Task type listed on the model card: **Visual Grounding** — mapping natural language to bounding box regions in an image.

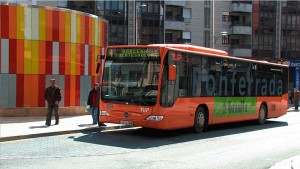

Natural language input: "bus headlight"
[99,110,110,116]
[146,116,164,122]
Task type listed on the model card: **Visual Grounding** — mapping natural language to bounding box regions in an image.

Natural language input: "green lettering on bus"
[214,97,256,117]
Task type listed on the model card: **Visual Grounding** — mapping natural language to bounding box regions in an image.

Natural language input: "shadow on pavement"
[78,124,95,127]
[29,125,50,129]
[73,120,288,149]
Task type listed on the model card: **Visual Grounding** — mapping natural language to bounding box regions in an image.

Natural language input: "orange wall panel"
[76,44,81,75]
[59,11,65,42]
[39,41,46,74]
[8,6,17,39]
[31,75,39,106]
[65,43,71,75]
[45,9,53,41]
[16,40,24,74]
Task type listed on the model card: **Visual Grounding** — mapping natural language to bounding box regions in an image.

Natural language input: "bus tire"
[258,104,267,125]
[194,107,206,133]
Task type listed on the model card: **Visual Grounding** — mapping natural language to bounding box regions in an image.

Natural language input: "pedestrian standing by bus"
[87,83,106,126]
[289,90,294,104]
[44,79,62,126]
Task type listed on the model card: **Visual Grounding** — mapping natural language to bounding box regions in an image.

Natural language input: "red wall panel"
[1,5,9,38]
[23,75,32,107]
[0,5,2,38]
[0,39,1,73]
[52,10,59,41]
[16,74,24,107]
[59,42,65,74]
[9,39,17,73]
[45,41,53,74]
[64,75,70,106]
[75,75,80,106]
[85,16,89,44]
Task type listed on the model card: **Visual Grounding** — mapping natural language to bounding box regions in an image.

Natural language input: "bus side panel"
[256,95,288,118]
[147,97,214,130]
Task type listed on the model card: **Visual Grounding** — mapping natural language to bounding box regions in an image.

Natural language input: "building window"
[204,30,210,47]
[222,12,230,22]
[222,35,229,44]
[204,7,210,28]
[183,8,191,19]
[165,32,172,42]
[204,0,211,5]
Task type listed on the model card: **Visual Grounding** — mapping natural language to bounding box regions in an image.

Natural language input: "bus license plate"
[120,120,133,126]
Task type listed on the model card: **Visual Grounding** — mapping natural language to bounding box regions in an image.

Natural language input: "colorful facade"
[0,3,108,116]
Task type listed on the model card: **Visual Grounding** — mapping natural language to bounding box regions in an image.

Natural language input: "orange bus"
[98,44,289,132]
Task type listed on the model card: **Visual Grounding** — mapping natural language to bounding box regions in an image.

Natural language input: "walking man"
[44,79,62,126]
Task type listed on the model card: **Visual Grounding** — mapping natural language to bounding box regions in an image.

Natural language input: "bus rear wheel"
[258,104,267,125]
[194,107,206,133]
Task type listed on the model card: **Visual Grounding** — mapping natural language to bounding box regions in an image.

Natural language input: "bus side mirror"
[96,55,105,74]
[168,65,177,81]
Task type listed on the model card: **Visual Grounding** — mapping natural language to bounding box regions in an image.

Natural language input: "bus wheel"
[194,107,206,133]
[258,104,267,125]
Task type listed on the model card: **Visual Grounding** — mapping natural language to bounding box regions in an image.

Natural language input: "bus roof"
[107,44,288,67]
[148,44,228,56]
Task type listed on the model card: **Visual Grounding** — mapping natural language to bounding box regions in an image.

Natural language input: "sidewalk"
[0,115,130,142]
[270,155,300,169]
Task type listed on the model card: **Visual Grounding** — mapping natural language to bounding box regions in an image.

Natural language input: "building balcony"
[230,45,252,57]
[231,2,252,13]
[165,20,185,31]
[231,25,252,35]
[165,1,185,7]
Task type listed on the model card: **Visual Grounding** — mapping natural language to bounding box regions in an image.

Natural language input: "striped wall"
[0,4,108,109]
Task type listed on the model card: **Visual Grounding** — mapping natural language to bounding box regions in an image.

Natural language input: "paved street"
[1,108,300,169]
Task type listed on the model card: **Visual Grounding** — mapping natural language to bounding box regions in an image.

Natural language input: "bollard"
[294,90,299,110]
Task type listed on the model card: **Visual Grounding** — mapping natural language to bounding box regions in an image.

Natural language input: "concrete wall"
[0,3,108,116]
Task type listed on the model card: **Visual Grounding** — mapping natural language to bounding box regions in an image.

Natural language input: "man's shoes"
[55,122,59,125]
[45,123,50,126]
[98,123,106,127]
[93,123,97,125]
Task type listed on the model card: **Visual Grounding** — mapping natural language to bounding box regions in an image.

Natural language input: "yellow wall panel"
[16,6,24,39]
[65,12,71,43]
[39,8,46,41]
[24,40,32,74]
[70,43,76,75]
[31,41,39,74]
[97,21,103,47]
[76,14,81,44]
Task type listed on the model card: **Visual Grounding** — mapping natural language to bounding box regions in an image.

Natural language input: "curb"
[0,125,132,142]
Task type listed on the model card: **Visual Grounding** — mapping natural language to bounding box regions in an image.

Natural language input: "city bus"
[97,44,289,132]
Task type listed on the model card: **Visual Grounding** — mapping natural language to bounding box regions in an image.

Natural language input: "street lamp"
[135,3,147,45]
[213,31,228,48]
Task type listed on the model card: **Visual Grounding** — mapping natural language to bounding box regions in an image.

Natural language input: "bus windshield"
[101,48,160,106]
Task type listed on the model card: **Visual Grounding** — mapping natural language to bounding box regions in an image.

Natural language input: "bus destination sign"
[107,48,160,60]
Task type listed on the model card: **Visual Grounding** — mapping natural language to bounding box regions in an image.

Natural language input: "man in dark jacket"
[44,79,62,126]
[87,83,106,126]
